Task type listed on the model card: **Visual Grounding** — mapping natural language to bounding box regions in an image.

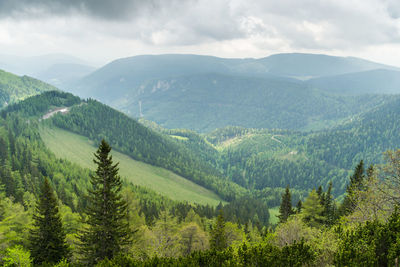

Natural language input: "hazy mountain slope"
[0,69,56,108]
[71,53,397,131]
[256,53,398,78]
[72,54,286,99]
[117,73,387,132]
[0,53,89,76]
[35,63,96,89]
[307,69,400,95]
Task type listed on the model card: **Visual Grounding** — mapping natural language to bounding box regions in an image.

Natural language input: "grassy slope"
[39,125,223,206]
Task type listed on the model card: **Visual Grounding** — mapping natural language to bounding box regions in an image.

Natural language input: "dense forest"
[1,91,400,266]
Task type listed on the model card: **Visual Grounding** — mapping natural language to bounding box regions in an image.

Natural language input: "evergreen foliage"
[340,160,366,216]
[0,69,56,109]
[51,99,247,201]
[2,86,400,266]
[79,140,131,265]
[28,178,69,265]
[210,210,227,251]
[296,200,302,213]
[278,185,294,223]
[321,182,336,225]
[335,208,400,266]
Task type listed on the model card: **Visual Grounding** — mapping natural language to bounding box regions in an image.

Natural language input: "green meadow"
[39,126,224,206]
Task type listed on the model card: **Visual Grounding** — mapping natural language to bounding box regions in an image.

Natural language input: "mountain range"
[66,53,400,132]
[2,52,400,203]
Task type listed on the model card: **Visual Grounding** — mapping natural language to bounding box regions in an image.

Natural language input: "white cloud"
[0,0,400,66]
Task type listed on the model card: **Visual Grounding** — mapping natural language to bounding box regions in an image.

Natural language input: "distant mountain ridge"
[256,53,399,78]
[0,53,96,89]
[307,69,400,95]
[69,53,399,132]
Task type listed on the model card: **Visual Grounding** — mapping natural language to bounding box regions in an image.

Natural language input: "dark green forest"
[1,90,400,266]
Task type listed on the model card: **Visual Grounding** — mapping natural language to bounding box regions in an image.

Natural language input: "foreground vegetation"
[1,91,400,266]
[2,133,400,266]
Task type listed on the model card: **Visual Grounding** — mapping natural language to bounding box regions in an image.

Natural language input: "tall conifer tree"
[28,178,69,265]
[79,139,131,265]
[210,210,227,251]
[340,160,365,216]
[278,185,294,223]
[323,182,336,225]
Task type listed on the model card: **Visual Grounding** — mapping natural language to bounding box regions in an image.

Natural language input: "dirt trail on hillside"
[271,135,283,144]
[42,107,70,120]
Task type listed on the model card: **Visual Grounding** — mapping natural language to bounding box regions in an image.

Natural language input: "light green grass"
[269,207,280,225]
[39,126,224,206]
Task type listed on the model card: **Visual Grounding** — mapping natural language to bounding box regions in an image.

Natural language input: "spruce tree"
[323,182,336,225]
[340,160,365,216]
[278,185,294,223]
[28,178,69,265]
[79,139,131,265]
[210,210,227,251]
[296,200,302,214]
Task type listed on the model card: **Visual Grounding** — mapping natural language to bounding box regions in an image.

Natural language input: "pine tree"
[28,178,69,265]
[210,210,227,251]
[296,200,302,213]
[323,182,336,225]
[340,160,365,216]
[316,185,323,199]
[278,185,294,223]
[79,140,131,265]
[366,164,374,180]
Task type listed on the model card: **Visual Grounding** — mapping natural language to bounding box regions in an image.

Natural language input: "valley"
[70,53,398,132]
[39,125,224,206]
[2,0,400,265]
[1,52,400,266]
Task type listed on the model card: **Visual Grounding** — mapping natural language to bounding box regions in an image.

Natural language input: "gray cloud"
[0,0,400,62]
[0,0,165,20]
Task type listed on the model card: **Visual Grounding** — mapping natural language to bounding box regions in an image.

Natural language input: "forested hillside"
[114,73,387,132]
[1,88,400,266]
[40,126,224,206]
[306,95,400,169]
[143,93,400,201]
[0,69,56,108]
[307,69,400,95]
[70,53,398,132]
[47,97,247,201]
[0,91,273,266]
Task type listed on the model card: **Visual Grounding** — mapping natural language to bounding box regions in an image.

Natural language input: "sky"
[0,0,400,67]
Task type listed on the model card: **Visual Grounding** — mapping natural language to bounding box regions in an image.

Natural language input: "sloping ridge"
[39,125,223,205]
[8,91,246,201]
[0,69,56,108]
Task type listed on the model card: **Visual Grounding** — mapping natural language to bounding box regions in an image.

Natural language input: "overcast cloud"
[0,0,400,66]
